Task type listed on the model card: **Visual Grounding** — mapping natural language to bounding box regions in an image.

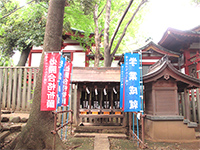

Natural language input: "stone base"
[145,116,196,141]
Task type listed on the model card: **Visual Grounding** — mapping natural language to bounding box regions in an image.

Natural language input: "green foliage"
[192,0,200,4]
[0,51,13,66]
[0,0,48,58]
[64,0,147,57]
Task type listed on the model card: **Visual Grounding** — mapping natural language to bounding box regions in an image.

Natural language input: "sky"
[13,0,200,64]
[139,0,200,43]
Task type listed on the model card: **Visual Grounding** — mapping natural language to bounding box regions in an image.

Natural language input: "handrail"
[51,110,73,150]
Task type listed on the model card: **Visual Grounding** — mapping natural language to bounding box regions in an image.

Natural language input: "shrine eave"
[135,41,180,57]
[158,27,200,52]
[72,67,120,83]
[143,57,200,90]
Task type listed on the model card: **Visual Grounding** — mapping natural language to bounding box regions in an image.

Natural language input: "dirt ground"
[63,135,200,150]
[1,112,200,150]
[109,138,200,150]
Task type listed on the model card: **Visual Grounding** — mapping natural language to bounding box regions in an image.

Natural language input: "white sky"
[139,0,200,43]
[13,0,200,65]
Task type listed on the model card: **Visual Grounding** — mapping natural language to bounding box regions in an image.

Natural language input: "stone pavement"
[74,133,127,150]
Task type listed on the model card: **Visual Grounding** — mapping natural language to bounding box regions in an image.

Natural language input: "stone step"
[0,131,10,142]
[75,126,128,134]
[195,132,200,139]
[74,133,127,150]
[188,122,198,128]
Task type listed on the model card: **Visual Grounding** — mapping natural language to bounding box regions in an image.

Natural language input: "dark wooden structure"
[143,56,200,141]
[159,26,200,78]
[71,67,125,126]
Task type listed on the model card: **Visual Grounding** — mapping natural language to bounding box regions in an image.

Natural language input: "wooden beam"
[184,88,191,121]
[191,89,197,122]
[196,89,200,124]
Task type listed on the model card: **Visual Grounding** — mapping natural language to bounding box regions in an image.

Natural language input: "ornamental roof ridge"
[132,41,180,56]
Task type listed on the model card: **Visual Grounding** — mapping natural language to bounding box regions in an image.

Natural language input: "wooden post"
[0,68,2,126]
[191,89,196,122]
[181,92,186,118]
[27,68,33,111]
[12,68,18,111]
[129,112,132,138]
[2,68,8,109]
[16,68,22,111]
[74,84,78,125]
[184,88,191,121]
[7,68,13,110]
[196,89,200,124]
[22,68,27,111]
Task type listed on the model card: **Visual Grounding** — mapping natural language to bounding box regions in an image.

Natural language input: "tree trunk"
[104,0,111,67]
[7,0,66,149]
[94,3,100,67]
[103,0,147,67]
[17,44,32,66]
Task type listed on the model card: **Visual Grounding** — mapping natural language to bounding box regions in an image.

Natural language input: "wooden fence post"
[196,89,200,124]
[191,89,196,122]
[184,88,191,121]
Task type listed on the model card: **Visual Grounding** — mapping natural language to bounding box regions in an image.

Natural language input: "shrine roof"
[72,67,120,83]
[143,56,200,91]
[134,41,180,57]
[158,27,200,52]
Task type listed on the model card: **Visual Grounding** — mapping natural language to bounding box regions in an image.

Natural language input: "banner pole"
[133,112,134,140]
[60,106,64,140]
[137,113,139,146]
[65,63,73,139]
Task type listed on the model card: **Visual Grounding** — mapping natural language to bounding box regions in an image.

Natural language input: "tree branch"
[97,4,106,18]
[108,0,133,52]
[1,0,35,19]
[111,0,148,57]
[99,28,104,38]
[110,3,126,22]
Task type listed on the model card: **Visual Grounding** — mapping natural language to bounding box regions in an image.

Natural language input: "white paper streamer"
[104,88,107,95]
[113,87,117,94]
[86,87,90,94]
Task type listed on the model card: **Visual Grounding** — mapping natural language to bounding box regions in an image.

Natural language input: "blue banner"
[120,64,124,108]
[57,56,66,107]
[124,53,141,112]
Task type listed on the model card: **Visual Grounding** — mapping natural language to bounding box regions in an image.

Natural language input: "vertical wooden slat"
[196,89,200,124]
[100,89,103,110]
[191,89,196,122]
[0,69,3,108]
[16,68,22,111]
[181,92,186,118]
[89,92,92,123]
[7,68,13,110]
[2,68,8,109]
[110,90,113,123]
[12,68,18,111]
[32,68,37,100]
[22,68,27,111]
[58,107,61,124]
[184,88,191,121]
[74,84,78,125]
[27,68,32,110]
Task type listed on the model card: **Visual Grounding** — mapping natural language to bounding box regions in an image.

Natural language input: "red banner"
[62,62,72,106]
[41,53,61,111]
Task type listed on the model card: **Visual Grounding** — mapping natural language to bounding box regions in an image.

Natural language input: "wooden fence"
[178,89,200,124]
[0,67,38,111]
[0,66,199,125]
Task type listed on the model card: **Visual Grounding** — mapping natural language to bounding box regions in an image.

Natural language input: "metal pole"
[137,113,139,146]
[53,113,57,150]
[141,114,145,145]
[133,113,134,140]
[60,106,64,139]
[129,112,132,138]
[65,63,73,139]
